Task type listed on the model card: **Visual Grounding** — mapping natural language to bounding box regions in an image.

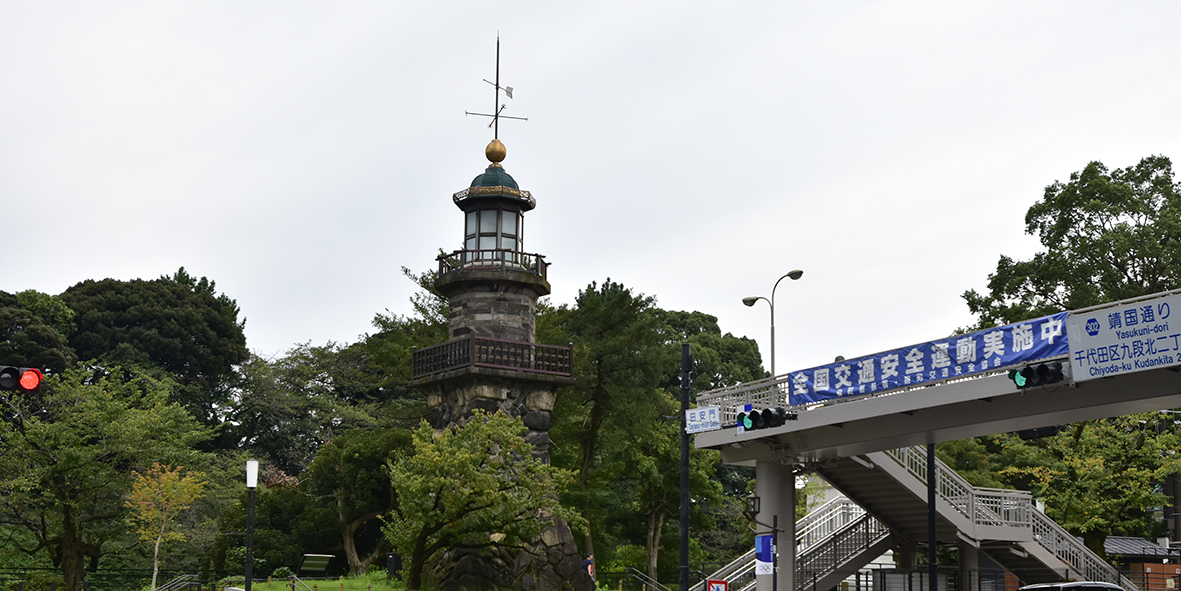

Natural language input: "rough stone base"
[427,374,556,463]
[428,521,593,591]
[420,362,583,590]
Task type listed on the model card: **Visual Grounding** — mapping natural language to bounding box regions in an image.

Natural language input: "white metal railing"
[691,496,872,591]
[882,447,1032,530]
[882,447,1118,584]
[796,512,891,590]
[1031,510,1120,583]
[797,497,867,550]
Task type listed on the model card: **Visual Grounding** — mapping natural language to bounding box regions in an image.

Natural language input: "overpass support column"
[958,543,979,591]
[756,459,796,591]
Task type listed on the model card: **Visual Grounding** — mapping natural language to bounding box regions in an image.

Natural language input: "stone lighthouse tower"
[407,138,588,591]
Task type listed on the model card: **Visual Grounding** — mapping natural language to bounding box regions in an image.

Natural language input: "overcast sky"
[3,2,1179,377]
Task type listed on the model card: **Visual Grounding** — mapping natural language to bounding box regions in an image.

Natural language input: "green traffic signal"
[1008,368,1027,387]
[736,407,798,430]
[737,411,754,430]
[1008,362,1065,389]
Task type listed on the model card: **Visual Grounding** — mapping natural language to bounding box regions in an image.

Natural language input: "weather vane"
[465,35,527,139]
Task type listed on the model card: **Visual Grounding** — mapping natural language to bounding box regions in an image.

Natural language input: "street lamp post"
[743,269,803,377]
[245,460,259,591]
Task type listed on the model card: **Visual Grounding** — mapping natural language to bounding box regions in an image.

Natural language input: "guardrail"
[1031,510,1120,584]
[882,447,1118,584]
[437,249,548,279]
[796,512,891,589]
[411,335,573,379]
[882,447,1033,530]
[690,497,878,591]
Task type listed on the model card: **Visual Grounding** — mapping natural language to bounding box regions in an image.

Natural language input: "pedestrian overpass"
[693,291,1181,591]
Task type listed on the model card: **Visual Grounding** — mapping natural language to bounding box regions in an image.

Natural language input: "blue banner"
[755,534,774,563]
[789,312,1069,405]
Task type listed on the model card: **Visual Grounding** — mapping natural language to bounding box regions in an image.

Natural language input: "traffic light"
[0,367,43,392]
[1006,362,1064,389]
[736,406,798,430]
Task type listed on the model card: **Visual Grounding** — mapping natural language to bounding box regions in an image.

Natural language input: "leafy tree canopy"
[59,268,248,424]
[0,292,77,373]
[383,412,584,590]
[964,155,1181,327]
[950,155,1181,556]
[0,366,212,591]
[303,427,413,574]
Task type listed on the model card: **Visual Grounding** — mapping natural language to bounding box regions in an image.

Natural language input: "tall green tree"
[953,155,1181,553]
[59,268,248,425]
[964,155,1181,327]
[231,346,385,475]
[1000,414,1181,556]
[0,292,77,374]
[616,388,722,583]
[0,367,212,591]
[303,428,413,575]
[655,309,766,392]
[383,412,583,590]
[549,280,672,561]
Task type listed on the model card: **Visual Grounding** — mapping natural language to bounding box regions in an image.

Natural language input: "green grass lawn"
[244,573,404,591]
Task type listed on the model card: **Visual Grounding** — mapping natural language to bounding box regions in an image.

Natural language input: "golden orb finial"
[485,139,507,166]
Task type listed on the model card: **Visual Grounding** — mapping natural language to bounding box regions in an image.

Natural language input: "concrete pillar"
[958,543,978,591]
[756,459,796,591]
[896,546,915,571]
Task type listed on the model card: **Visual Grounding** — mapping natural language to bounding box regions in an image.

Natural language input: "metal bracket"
[769,442,796,466]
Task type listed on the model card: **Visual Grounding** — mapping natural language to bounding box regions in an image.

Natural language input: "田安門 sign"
[1066,292,1181,383]
[686,406,721,434]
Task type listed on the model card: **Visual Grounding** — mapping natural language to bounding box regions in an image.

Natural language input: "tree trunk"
[59,512,85,591]
[339,496,386,575]
[406,528,431,591]
[645,509,665,585]
[578,383,607,558]
[151,533,164,591]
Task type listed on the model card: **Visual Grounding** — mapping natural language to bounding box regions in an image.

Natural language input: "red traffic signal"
[0,367,43,392]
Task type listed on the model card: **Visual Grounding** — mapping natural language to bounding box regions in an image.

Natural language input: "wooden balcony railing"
[437,249,548,280]
[412,335,573,380]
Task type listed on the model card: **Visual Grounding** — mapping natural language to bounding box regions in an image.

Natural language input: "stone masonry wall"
[447,287,537,343]
[423,375,591,591]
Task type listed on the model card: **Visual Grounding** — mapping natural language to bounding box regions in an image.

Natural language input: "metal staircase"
[697,447,1123,591]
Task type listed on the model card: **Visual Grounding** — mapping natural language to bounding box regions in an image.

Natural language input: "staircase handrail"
[626,567,671,591]
[883,447,1117,583]
[797,498,866,551]
[691,496,866,591]
[287,576,315,591]
[1031,509,1120,583]
[795,512,891,591]
[157,574,199,591]
[882,447,1035,530]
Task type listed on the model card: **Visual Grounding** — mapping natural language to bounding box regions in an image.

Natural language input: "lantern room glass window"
[464,209,522,259]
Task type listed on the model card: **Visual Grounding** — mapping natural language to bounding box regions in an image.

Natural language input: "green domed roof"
[471,165,518,189]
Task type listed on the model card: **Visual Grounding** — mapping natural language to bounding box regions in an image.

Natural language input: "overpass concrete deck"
[696,362,1181,464]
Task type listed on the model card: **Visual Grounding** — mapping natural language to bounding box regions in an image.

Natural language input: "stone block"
[547,547,564,565]
[523,410,550,431]
[540,523,573,547]
[555,555,581,579]
[572,571,595,591]
[526,390,556,411]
